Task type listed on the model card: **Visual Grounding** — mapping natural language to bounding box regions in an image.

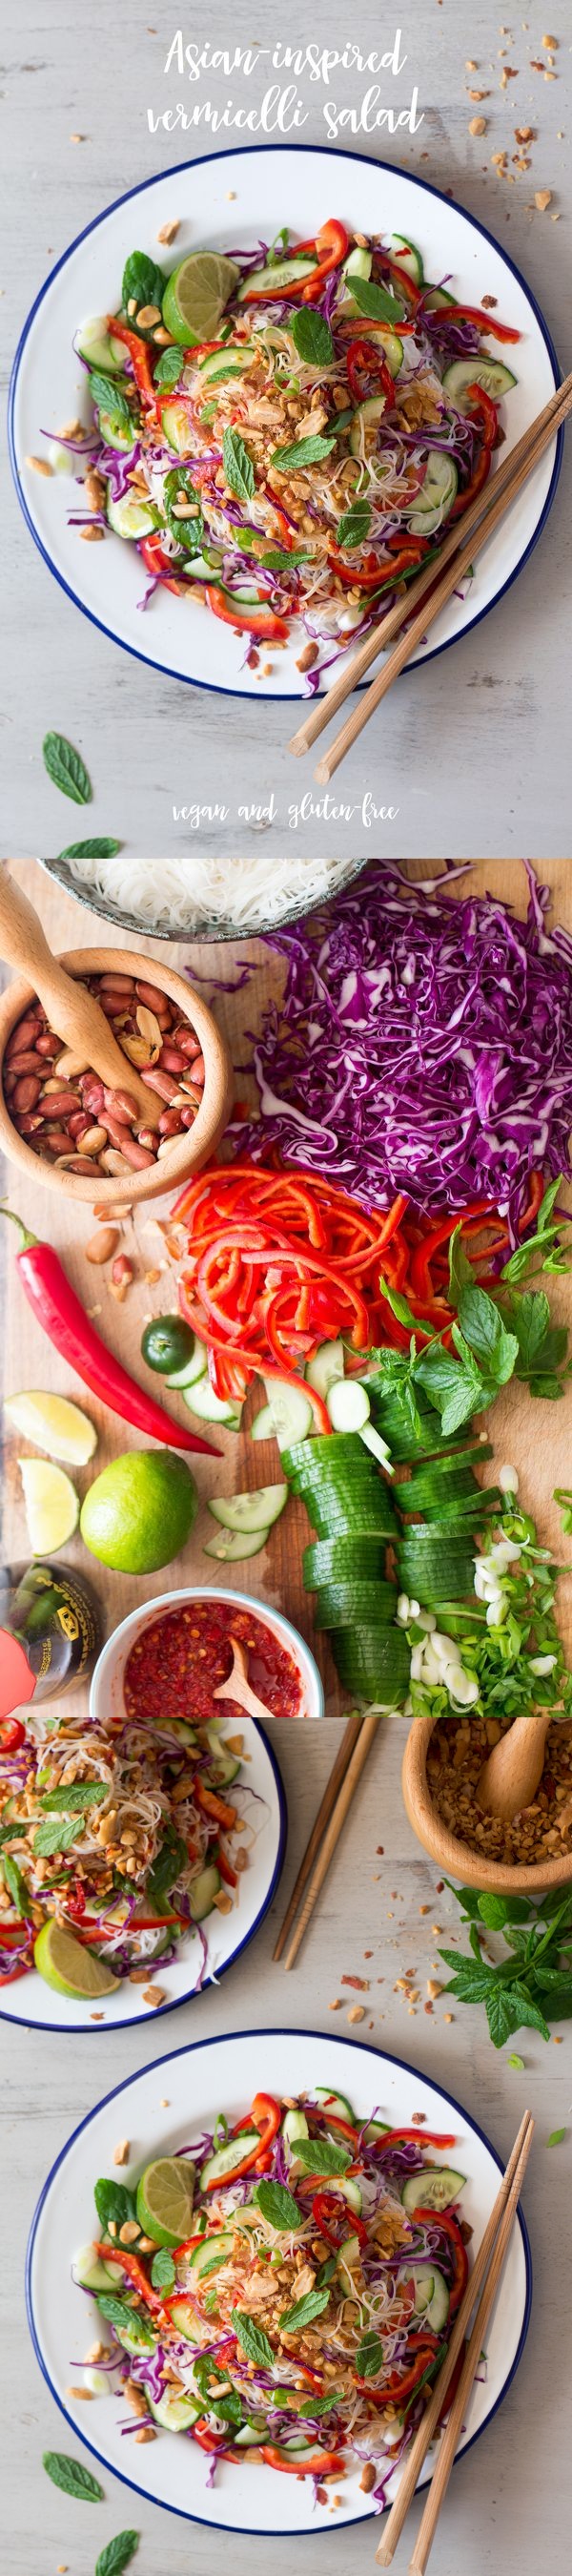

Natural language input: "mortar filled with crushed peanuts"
[402,1704,572,1896]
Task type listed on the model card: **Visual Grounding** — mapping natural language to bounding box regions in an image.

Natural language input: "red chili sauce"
[123,1599,302,1726]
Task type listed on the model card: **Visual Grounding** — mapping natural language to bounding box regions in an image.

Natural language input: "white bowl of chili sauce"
[90,1587,324,1728]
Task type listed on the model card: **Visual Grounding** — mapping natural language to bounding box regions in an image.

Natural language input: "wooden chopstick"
[283,1705,381,1968]
[288,370,572,770]
[407,2114,534,2574]
[273,1706,363,1961]
[376,2109,534,2568]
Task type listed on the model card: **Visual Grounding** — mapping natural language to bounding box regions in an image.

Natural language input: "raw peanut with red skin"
[68,1111,92,1141]
[39,1088,81,1118]
[35,1031,61,1059]
[64,1154,99,1174]
[158,1046,188,1074]
[6,1015,43,1058]
[99,974,135,994]
[103,1087,139,1125]
[115,1134,155,1171]
[158,1106,184,1138]
[17,1112,44,1136]
[141,1066,179,1105]
[180,1103,199,1127]
[99,993,131,1020]
[86,1227,121,1264]
[112,1254,134,1289]
[12,1075,42,1112]
[80,1077,106,1115]
[8,1050,47,1076]
[44,1128,75,1154]
[135,981,167,1010]
[189,1053,205,1087]
[178,1031,203,1060]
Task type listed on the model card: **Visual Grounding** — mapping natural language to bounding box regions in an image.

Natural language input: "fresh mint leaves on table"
[222,426,255,506]
[291,308,334,367]
[439,1882,572,2049]
[42,734,92,806]
[371,1194,572,1436]
[42,2451,103,2501]
[122,248,165,314]
[253,2178,303,2231]
[231,2311,274,2369]
[272,432,337,472]
[57,839,121,863]
[95,2532,139,2576]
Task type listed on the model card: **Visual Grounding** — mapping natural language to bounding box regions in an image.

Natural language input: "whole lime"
[80,1449,198,1573]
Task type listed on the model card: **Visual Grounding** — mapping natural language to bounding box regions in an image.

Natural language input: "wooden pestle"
[0,869,160,1125]
[477,1710,552,1821]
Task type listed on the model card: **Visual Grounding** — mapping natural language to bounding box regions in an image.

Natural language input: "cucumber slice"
[96,2297,156,2355]
[166,2297,206,2344]
[72,2243,118,2292]
[423,286,456,312]
[337,2231,362,2293]
[400,2166,466,2214]
[252,1379,313,1450]
[200,2129,260,2190]
[331,1626,409,1703]
[443,356,518,408]
[406,451,459,536]
[187,1862,221,1920]
[185,1375,242,1426]
[209,1484,287,1535]
[374,329,404,380]
[166,1337,209,1390]
[160,401,195,457]
[188,2228,235,2277]
[314,2087,356,2122]
[234,2421,267,2446]
[283,1431,378,1481]
[306,1340,345,1402]
[359,1422,395,1471]
[362,2118,391,2143]
[350,395,386,456]
[327,1379,371,1433]
[282,2108,309,2146]
[314,1579,397,1631]
[343,247,373,281]
[149,2390,202,2431]
[303,1535,389,1586]
[205,1726,242,1786]
[236,256,317,300]
[199,342,257,383]
[391,234,424,285]
[203,1527,268,1562]
[107,492,159,541]
[77,318,125,371]
[400,2263,450,2332]
[97,412,137,453]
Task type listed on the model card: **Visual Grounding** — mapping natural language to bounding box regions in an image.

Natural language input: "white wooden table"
[1,2,571,865]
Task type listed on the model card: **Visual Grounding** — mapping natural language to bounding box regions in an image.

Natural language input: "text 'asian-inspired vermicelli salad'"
[42,220,521,686]
[73,2083,472,2506]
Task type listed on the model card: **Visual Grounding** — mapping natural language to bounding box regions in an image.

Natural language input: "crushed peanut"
[113,2137,130,2165]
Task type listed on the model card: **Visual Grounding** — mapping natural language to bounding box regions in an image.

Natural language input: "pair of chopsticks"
[288,371,572,783]
[274,1704,381,1968]
[376,2109,534,2572]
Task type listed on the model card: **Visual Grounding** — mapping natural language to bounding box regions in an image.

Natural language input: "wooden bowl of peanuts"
[402,1704,572,1896]
[0,946,234,1207]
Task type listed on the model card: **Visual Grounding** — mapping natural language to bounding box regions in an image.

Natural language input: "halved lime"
[18,1457,79,1553]
[162,252,240,347]
[33,1921,119,1999]
[135,2155,196,2247]
[7,1391,97,1465]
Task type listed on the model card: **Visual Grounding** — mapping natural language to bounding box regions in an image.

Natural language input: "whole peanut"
[12,1074,42,1112]
[81,1124,109,1154]
[157,1106,184,1138]
[6,1015,43,1058]
[141,1066,178,1104]
[85,1227,120,1264]
[135,981,167,1010]
[41,1088,82,1117]
[35,1030,62,1059]
[8,1050,47,1076]
[158,1045,188,1074]
[103,1087,139,1125]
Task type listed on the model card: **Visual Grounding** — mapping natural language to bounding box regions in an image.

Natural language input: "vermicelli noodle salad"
[74,2084,471,2503]
[64,221,521,682]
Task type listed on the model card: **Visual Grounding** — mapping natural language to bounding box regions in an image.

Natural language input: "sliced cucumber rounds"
[406,450,459,536]
[400,2166,466,2213]
[443,356,518,409]
[204,1477,288,1561]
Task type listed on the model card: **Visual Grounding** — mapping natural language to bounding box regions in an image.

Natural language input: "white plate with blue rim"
[0,1716,286,2034]
[27,2025,531,2535]
[9,143,562,700]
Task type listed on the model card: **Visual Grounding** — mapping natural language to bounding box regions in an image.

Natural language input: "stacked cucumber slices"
[283,1431,409,1704]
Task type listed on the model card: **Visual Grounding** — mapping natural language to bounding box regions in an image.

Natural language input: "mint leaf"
[271,433,337,472]
[478,1893,511,1928]
[57,838,121,862]
[355,2330,383,2378]
[291,309,334,367]
[43,2451,103,2501]
[96,2296,157,2352]
[456,1284,519,1385]
[146,1824,188,1913]
[122,248,165,314]
[222,426,255,505]
[40,1781,108,1813]
[33,1816,79,1858]
[349,275,404,325]
[487,1984,550,2049]
[151,2248,175,2290]
[163,466,204,557]
[295,2136,350,2178]
[90,372,132,428]
[94,2177,136,2234]
[259,547,310,570]
[299,2390,343,2416]
[0,1821,27,1849]
[337,501,373,551]
[1,1852,31,1915]
[414,1341,485,1434]
[95,2533,139,2576]
[153,345,184,389]
[278,2288,331,2334]
[231,2310,274,2369]
[547,2129,566,2147]
[253,2179,303,2232]
[43,733,92,806]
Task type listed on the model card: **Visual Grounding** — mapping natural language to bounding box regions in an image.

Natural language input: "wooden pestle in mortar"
[0,869,160,1126]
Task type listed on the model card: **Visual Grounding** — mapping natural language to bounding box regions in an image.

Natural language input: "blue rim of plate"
[0,1723,286,2035]
[26,2022,533,2536]
[9,142,563,703]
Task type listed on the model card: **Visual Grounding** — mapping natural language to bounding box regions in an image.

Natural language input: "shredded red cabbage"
[231,862,572,1228]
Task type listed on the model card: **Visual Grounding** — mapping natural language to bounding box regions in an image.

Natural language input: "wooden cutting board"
[1,856,571,1713]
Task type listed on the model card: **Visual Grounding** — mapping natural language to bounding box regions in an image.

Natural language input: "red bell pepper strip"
[174,2233,206,2260]
[106,317,159,416]
[444,303,521,344]
[261,2444,345,2475]
[0,1717,26,1751]
[140,530,186,597]
[194,1777,237,1831]
[0,1210,219,1457]
[355,2342,438,2405]
[345,339,396,409]
[451,384,497,519]
[242,219,349,305]
[376,2129,457,2149]
[93,2240,166,2316]
[329,538,428,592]
[0,1960,31,1985]
[193,2420,240,2459]
[203,2092,281,2191]
[214,1846,238,1888]
[376,255,421,311]
[312,2113,359,2147]
[414,2209,469,2315]
[205,585,289,642]
[312,2191,368,2249]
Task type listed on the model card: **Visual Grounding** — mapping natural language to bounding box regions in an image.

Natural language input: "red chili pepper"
[106,316,160,415]
[65,1884,86,1921]
[444,303,521,344]
[205,585,289,642]
[94,2240,166,2316]
[0,1210,219,1457]
[140,530,186,596]
[345,338,396,410]
[414,2209,469,2314]
[0,1717,26,1751]
[451,384,497,519]
[261,2444,344,2476]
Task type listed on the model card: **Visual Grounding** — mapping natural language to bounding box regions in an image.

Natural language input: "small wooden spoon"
[0,869,159,1125]
[477,1711,552,1821]
[213,1635,275,1724]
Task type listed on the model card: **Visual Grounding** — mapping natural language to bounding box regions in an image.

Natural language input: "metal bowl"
[36,848,367,945]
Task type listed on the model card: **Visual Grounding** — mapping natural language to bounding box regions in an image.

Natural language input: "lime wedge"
[162,252,240,346]
[135,2156,196,2247]
[33,1920,119,1999]
[7,1392,97,1465]
[18,1457,79,1552]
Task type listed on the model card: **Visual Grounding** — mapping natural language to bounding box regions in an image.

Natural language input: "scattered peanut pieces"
[113,2137,130,2165]
[157,217,180,243]
[26,454,53,476]
[340,1974,370,1991]
[329,1998,341,2010]
[347,2005,365,2024]
[142,1984,166,2007]
[535,188,553,210]
[470,116,487,134]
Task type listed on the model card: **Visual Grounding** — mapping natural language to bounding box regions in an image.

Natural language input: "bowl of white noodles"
[38,846,365,944]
